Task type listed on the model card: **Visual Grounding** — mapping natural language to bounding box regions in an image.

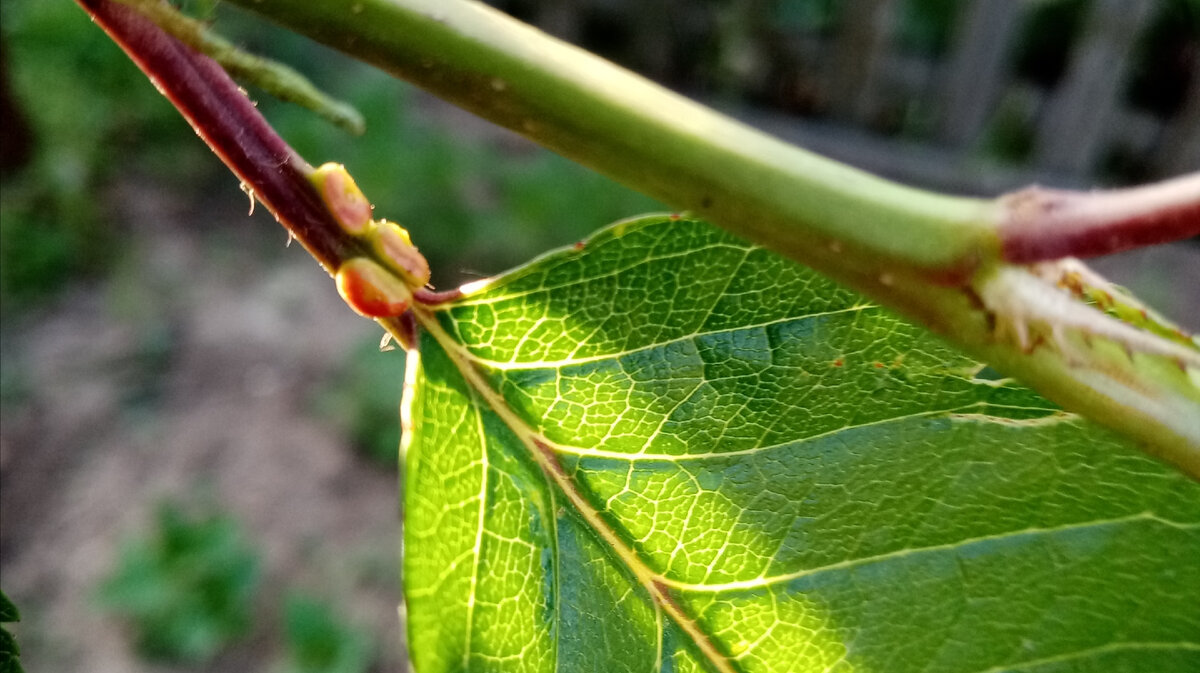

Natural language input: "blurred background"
[0,1,1197,672]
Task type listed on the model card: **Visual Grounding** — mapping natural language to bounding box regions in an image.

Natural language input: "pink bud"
[312,163,372,235]
[335,258,412,318]
[374,219,431,287]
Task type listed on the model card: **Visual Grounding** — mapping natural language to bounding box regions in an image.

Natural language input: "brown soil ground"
[1,177,405,672]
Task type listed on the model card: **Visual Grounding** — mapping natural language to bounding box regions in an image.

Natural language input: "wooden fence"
[494,0,1200,194]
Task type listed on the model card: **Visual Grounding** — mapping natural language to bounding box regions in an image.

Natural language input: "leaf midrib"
[412,294,1198,673]
[415,305,741,673]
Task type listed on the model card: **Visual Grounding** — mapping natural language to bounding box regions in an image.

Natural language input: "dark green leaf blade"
[0,592,18,624]
[0,590,23,673]
[404,216,1200,673]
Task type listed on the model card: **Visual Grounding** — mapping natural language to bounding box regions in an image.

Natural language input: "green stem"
[115,0,365,134]
[221,0,998,280]
[103,0,1200,474]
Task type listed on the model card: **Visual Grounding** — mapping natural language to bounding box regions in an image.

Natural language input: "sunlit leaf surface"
[404,216,1199,673]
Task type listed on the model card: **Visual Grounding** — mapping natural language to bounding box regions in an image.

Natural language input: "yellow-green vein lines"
[460,390,490,670]
[968,641,1200,673]
[447,240,758,308]
[415,306,741,673]
[532,403,1065,463]
[660,512,1195,593]
[452,304,875,370]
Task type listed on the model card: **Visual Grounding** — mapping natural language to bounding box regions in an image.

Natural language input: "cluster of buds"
[309,163,431,321]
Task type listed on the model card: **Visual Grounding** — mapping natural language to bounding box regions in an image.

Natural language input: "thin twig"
[999,173,1200,263]
[114,0,364,134]
[76,0,365,272]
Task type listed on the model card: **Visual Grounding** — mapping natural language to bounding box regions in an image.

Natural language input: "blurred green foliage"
[1011,0,1091,89]
[277,595,373,673]
[317,338,408,468]
[97,503,261,663]
[895,0,959,57]
[2,1,1194,313]
[0,2,209,312]
[981,93,1037,165]
[768,0,840,34]
[0,590,24,673]
[1127,0,1200,116]
[0,1,663,315]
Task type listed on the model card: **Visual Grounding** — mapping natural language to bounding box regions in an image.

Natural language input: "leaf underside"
[403,216,1199,673]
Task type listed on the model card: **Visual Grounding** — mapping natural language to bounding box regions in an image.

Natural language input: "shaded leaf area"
[404,216,1200,673]
[1,589,23,673]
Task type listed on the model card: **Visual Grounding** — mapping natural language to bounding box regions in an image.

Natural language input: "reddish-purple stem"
[999,173,1200,264]
[76,0,361,272]
[79,0,1200,282]
[412,287,465,306]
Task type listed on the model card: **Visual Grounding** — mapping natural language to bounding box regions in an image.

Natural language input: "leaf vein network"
[453,305,876,370]
[661,512,1194,593]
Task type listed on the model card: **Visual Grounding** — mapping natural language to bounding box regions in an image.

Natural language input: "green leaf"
[403,215,1199,672]
[280,594,374,673]
[96,503,261,663]
[0,590,23,673]
[0,592,18,624]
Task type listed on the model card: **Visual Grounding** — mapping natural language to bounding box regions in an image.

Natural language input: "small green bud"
[311,163,372,235]
[371,219,431,288]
